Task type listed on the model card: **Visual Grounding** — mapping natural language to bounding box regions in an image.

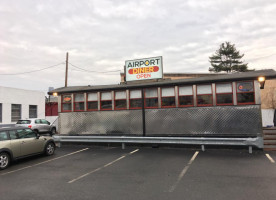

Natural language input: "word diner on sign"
[125,56,163,81]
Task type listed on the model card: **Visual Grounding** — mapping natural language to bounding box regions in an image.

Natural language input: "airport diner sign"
[125,56,163,81]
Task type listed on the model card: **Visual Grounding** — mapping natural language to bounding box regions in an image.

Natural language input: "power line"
[0,62,65,75]
[69,62,122,73]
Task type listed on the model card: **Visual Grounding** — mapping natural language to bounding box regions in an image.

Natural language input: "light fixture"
[258,76,265,89]
[53,92,58,96]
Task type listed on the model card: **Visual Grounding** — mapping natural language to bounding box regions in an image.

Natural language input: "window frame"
[144,88,159,109]
[100,91,113,111]
[129,89,142,110]
[114,90,127,110]
[0,103,2,123]
[236,81,255,105]
[215,82,234,106]
[73,93,85,112]
[196,84,213,107]
[61,94,72,112]
[178,85,194,108]
[161,87,176,108]
[11,104,21,122]
[29,105,37,118]
[87,92,98,111]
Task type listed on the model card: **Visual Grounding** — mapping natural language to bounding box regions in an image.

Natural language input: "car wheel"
[34,129,39,134]
[45,142,55,156]
[51,128,56,136]
[0,152,10,170]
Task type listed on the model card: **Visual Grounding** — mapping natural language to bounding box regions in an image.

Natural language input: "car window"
[41,119,49,125]
[16,120,31,124]
[0,131,9,141]
[17,129,36,139]
[35,119,41,124]
[9,130,18,140]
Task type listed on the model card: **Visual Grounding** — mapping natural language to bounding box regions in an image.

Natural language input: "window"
[0,103,2,123]
[216,83,233,105]
[87,93,98,111]
[17,129,36,139]
[9,131,18,140]
[179,86,194,107]
[29,105,37,118]
[129,90,142,109]
[101,92,112,110]
[161,87,175,108]
[11,104,21,122]
[237,81,255,104]
[41,119,49,125]
[0,131,8,141]
[115,91,127,110]
[196,85,213,106]
[35,119,41,124]
[16,120,31,124]
[74,93,85,111]
[145,88,158,108]
[62,94,72,112]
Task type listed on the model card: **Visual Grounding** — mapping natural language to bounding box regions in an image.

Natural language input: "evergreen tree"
[209,42,249,73]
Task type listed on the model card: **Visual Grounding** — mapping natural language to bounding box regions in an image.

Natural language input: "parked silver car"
[15,119,56,136]
[0,127,55,170]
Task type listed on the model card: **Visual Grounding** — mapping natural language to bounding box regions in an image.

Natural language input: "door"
[41,119,51,132]
[8,130,21,158]
[17,129,44,156]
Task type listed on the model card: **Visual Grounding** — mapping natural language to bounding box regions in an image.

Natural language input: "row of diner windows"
[61,81,256,112]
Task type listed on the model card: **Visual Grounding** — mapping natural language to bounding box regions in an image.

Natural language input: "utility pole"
[65,52,69,87]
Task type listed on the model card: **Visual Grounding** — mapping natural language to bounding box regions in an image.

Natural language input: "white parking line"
[265,154,275,163]
[169,151,199,192]
[0,148,90,176]
[68,149,139,184]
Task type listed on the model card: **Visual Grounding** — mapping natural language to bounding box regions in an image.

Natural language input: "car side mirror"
[48,122,50,125]
[36,134,40,139]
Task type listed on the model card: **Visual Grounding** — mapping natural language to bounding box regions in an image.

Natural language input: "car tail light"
[28,125,32,128]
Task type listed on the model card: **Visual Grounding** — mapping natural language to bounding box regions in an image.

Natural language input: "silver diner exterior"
[49,70,276,148]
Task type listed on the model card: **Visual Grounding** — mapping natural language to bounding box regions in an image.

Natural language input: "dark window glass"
[9,131,18,140]
[17,129,36,138]
[115,100,127,109]
[217,94,233,105]
[179,96,193,106]
[0,131,8,141]
[41,119,49,125]
[62,104,71,111]
[75,102,84,111]
[0,103,2,123]
[237,93,254,104]
[197,95,212,105]
[11,104,21,122]
[87,101,98,110]
[162,97,175,107]
[101,101,112,110]
[16,120,31,124]
[29,105,37,118]
[130,99,142,109]
[145,98,158,108]
[35,119,41,124]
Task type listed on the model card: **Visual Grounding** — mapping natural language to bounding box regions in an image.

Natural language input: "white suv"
[15,119,56,136]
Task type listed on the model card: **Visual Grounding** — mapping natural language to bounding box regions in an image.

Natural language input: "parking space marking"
[68,149,139,184]
[169,151,199,192]
[0,148,90,176]
[265,153,275,163]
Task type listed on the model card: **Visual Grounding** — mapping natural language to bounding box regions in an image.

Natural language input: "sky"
[0,0,276,94]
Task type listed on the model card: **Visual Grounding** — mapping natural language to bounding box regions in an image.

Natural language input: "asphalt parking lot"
[0,145,276,200]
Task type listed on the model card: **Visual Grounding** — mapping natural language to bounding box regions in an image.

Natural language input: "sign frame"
[125,56,163,82]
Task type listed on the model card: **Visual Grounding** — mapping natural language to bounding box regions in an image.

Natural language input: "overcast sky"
[0,0,276,94]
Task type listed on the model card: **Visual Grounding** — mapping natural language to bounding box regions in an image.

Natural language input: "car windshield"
[16,120,31,124]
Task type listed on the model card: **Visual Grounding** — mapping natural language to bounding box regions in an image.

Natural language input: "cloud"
[0,0,276,93]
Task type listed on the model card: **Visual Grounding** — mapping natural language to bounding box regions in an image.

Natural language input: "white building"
[0,86,45,124]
